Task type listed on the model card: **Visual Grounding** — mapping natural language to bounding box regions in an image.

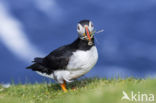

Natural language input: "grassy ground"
[0,78,156,103]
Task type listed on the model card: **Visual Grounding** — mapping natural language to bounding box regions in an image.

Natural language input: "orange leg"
[60,80,68,92]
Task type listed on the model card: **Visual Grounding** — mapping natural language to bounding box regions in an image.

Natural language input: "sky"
[0,0,156,83]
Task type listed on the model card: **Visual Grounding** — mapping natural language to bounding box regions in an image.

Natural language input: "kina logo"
[121,91,155,102]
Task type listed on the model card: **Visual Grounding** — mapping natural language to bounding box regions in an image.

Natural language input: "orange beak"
[85,26,91,41]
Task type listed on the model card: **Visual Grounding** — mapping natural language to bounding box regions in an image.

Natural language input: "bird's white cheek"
[77,28,85,34]
[89,27,94,32]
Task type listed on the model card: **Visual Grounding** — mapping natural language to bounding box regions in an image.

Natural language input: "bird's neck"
[70,37,95,51]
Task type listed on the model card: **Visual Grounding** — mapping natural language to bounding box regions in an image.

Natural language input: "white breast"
[66,46,98,79]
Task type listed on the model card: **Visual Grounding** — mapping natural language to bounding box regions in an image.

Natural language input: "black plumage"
[26,38,94,75]
[79,20,89,26]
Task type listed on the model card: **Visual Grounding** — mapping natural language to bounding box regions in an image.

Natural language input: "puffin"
[26,20,98,92]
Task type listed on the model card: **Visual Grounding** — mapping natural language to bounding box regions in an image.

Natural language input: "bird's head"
[77,20,95,45]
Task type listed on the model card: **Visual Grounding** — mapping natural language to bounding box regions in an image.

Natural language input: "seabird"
[26,20,98,92]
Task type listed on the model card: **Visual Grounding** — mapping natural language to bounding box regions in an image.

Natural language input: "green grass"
[0,78,156,103]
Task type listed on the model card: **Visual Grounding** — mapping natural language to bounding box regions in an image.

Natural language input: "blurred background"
[0,0,156,83]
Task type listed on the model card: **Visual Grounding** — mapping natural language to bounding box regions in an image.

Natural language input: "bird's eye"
[91,24,94,27]
[77,26,80,30]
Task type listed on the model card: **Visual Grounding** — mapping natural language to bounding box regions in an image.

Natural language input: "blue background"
[0,0,156,83]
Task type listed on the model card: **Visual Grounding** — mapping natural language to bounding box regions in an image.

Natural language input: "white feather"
[36,71,54,79]
[66,46,98,77]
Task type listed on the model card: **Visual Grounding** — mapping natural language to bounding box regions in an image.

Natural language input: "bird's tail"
[26,63,50,73]
[33,57,43,63]
[26,57,43,70]
[26,57,52,74]
[26,63,40,69]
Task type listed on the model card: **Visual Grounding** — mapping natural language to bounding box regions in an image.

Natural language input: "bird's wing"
[42,45,73,71]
